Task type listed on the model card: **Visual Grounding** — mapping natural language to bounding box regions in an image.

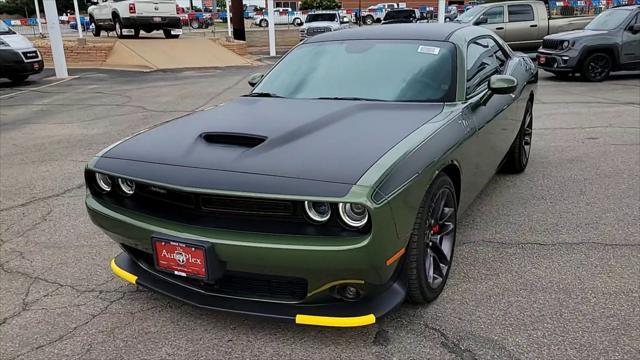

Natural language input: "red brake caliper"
[431,224,440,235]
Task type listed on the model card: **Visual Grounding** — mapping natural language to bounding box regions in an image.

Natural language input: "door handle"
[530,24,538,27]
[495,27,504,30]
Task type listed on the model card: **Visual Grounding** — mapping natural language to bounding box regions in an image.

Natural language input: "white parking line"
[0,76,77,100]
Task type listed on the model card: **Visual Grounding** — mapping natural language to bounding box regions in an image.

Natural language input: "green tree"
[299,0,341,11]
[0,0,88,17]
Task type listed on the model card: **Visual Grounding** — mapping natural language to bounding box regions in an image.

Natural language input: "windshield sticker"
[417,46,440,55]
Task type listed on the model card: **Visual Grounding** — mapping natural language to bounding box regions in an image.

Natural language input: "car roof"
[305,23,470,43]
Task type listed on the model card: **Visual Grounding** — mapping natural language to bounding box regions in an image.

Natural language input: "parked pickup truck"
[299,12,350,41]
[454,0,594,51]
[537,5,640,82]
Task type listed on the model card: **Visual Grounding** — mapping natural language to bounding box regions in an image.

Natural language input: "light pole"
[73,0,83,38]
[34,0,43,35]
[43,0,68,78]
[438,0,446,23]
[267,0,275,56]
[226,0,232,37]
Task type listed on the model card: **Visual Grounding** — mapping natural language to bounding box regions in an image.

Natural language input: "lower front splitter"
[111,251,406,327]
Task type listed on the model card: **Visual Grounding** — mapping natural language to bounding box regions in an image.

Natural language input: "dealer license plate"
[153,17,162,23]
[153,238,206,279]
[171,29,182,35]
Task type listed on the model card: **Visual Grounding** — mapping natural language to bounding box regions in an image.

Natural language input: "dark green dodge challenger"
[86,24,537,327]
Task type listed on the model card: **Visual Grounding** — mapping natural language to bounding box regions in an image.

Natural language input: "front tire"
[8,75,29,83]
[293,17,303,26]
[363,15,374,25]
[406,173,458,304]
[581,52,611,82]
[501,99,533,173]
[90,16,101,37]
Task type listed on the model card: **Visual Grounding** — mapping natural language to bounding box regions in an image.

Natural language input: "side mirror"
[489,74,518,95]
[474,16,488,25]
[629,23,640,34]
[248,73,264,87]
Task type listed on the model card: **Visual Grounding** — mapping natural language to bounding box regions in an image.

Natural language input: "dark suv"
[537,5,640,81]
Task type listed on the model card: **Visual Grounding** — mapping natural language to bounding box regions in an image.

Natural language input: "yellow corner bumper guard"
[295,314,376,327]
[110,258,138,285]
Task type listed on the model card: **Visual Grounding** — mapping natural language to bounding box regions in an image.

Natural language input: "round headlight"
[561,40,570,50]
[117,178,135,195]
[304,201,331,223]
[338,203,369,229]
[95,173,112,192]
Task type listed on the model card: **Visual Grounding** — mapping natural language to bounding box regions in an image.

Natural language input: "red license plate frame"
[537,55,546,64]
[152,238,207,279]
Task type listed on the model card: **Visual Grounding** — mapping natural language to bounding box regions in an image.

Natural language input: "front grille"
[200,195,294,216]
[22,50,39,61]
[542,39,562,50]
[126,245,308,301]
[306,26,332,37]
[86,170,369,236]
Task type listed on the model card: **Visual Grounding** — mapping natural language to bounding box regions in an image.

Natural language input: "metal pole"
[267,0,275,56]
[43,0,68,78]
[73,0,83,38]
[34,0,43,35]
[358,0,361,26]
[438,0,445,23]
[226,0,232,37]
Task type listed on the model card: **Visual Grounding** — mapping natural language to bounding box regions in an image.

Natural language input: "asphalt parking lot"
[0,68,638,359]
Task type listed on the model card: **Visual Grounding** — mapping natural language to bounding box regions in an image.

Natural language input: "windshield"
[0,21,14,34]
[306,13,337,22]
[383,10,415,21]
[253,40,456,102]
[455,6,484,23]
[585,9,631,30]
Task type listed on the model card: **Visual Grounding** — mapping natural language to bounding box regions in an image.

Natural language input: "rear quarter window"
[508,4,535,22]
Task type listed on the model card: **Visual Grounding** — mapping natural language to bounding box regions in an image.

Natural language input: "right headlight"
[0,39,10,48]
[338,203,369,229]
[561,40,571,50]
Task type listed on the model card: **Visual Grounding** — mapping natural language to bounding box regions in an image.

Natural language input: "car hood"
[545,29,607,40]
[98,97,444,187]
[0,33,35,50]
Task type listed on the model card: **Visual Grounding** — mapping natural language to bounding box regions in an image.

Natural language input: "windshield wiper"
[245,92,283,98]
[313,96,385,101]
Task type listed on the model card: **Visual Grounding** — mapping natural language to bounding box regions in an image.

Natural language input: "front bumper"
[111,251,406,327]
[0,49,44,78]
[536,49,580,72]
[121,16,181,29]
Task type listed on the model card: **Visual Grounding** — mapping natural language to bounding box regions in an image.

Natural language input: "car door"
[479,6,506,39]
[621,12,640,66]
[505,3,538,49]
[464,36,520,195]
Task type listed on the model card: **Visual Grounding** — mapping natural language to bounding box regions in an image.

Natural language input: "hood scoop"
[201,132,267,148]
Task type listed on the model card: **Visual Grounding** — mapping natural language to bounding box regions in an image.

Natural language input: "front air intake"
[201,132,266,148]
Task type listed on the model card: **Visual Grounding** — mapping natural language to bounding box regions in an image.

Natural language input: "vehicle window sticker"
[417,46,440,55]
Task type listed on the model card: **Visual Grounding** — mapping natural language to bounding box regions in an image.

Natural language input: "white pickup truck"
[299,12,351,41]
[88,0,183,39]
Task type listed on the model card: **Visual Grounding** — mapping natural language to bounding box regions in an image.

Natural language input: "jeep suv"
[88,0,182,39]
[537,5,640,81]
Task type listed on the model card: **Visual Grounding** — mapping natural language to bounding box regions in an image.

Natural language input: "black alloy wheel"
[581,53,611,82]
[406,173,458,304]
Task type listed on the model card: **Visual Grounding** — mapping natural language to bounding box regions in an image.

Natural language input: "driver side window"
[466,37,508,98]
[484,7,505,24]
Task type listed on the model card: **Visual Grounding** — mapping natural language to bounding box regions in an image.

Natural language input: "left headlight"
[0,39,10,48]
[338,203,369,229]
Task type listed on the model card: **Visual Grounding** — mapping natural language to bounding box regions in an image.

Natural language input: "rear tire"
[259,19,268,27]
[293,17,303,26]
[363,15,374,25]
[501,99,533,174]
[581,52,611,82]
[406,173,458,304]
[114,16,125,39]
[163,29,180,39]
